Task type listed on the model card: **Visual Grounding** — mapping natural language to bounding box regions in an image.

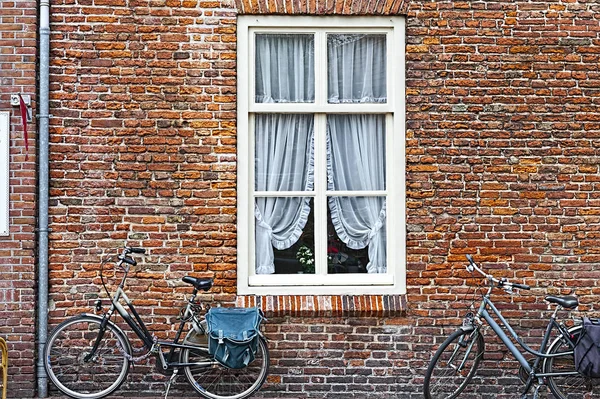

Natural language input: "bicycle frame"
[46,247,269,399]
[92,262,216,371]
[475,288,579,382]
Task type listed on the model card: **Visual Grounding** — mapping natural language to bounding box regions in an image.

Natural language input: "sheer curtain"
[254,114,314,274]
[327,34,386,104]
[326,33,387,273]
[255,34,315,103]
[327,114,387,273]
[254,34,316,274]
[253,32,388,274]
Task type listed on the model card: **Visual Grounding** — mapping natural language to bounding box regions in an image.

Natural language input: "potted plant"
[296,245,315,274]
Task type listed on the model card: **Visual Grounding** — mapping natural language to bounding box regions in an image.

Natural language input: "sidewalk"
[48,395,303,399]
[48,397,302,399]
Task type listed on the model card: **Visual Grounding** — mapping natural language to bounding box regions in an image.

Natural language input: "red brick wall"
[40,0,600,398]
[406,1,600,396]
[0,0,38,395]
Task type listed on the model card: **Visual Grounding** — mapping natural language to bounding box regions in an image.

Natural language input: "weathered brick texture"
[0,0,597,397]
[405,1,600,396]
[0,0,38,396]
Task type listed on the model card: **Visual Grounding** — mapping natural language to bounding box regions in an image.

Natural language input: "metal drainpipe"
[37,0,50,395]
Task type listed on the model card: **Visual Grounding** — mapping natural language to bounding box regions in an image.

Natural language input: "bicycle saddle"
[545,295,578,309]
[182,276,213,291]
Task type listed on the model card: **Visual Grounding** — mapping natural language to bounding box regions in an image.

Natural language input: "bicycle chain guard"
[518,359,534,384]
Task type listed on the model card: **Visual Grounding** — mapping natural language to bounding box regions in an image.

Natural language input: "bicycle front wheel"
[181,330,269,399]
[423,327,485,399]
[545,325,600,399]
[44,315,131,399]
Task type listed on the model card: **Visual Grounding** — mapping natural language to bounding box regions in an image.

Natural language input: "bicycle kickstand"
[164,368,179,399]
[520,385,541,399]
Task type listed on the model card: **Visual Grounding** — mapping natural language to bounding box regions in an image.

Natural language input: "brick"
[6,0,600,398]
[0,0,38,393]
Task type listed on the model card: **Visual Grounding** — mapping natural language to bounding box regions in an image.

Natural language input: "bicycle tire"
[44,315,131,399]
[181,329,269,399]
[0,337,7,399]
[423,327,485,399]
[545,325,600,399]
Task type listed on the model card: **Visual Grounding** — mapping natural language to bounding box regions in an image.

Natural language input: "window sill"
[236,294,407,318]
[248,272,394,287]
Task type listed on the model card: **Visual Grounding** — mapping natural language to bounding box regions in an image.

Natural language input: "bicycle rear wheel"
[423,327,485,399]
[181,330,269,399]
[44,315,131,399]
[545,325,600,399]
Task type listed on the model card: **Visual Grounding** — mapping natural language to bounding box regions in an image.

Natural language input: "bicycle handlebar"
[126,247,146,254]
[116,247,146,270]
[511,282,531,291]
[465,254,531,291]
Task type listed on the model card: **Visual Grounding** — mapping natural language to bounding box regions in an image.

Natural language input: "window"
[237,16,405,294]
[0,112,9,236]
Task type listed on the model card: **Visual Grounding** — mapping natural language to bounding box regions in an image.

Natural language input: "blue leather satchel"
[206,307,262,369]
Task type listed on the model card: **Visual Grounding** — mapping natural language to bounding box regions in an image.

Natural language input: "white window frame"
[237,15,406,295]
[0,112,9,236]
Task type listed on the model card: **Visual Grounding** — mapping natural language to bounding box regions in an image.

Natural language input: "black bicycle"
[423,254,599,399]
[44,246,269,399]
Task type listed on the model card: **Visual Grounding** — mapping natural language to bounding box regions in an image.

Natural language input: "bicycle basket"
[574,317,600,378]
[205,307,262,369]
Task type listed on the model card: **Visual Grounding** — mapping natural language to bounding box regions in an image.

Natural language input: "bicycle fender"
[81,313,134,364]
[546,324,581,354]
[542,324,581,372]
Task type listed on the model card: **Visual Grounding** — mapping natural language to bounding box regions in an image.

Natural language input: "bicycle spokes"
[424,329,484,399]
[45,316,130,398]
[444,334,479,374]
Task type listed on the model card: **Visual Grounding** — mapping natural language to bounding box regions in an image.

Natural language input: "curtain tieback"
[368,221,384,240]
[256,220,272,231]
[254,205,273,231]
[367,205,387,240]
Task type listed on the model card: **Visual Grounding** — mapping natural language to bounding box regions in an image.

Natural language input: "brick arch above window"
[235,0,411,15]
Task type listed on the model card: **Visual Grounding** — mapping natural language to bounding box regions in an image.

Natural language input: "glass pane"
[327,114,386,191]
[327,197,386,274]
[327,34,387,104]
[255,114,314,192]
[255,198,314,275]
[255,34,315,103]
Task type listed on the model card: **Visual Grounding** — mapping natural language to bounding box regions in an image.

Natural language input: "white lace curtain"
[255,34,315,103]
[327,34,387,104]
[327,115,387,273]
[254,114,314,274]
[254,33,387,274]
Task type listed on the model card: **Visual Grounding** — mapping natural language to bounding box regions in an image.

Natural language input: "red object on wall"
[18,94,29,160]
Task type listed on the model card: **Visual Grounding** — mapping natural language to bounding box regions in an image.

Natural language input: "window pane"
[327,114,386,191]
[255,34,315,103]
[255,197,313,275]
[327,34,387,104]
[327,196,386,274]
[255,114,314,192]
